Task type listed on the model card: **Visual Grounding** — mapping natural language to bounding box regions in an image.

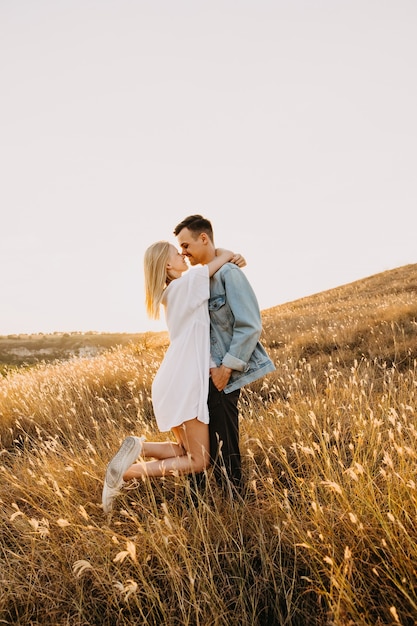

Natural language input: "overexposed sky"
[1,0,416,336]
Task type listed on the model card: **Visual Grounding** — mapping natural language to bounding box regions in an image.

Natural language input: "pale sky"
[1,0,416,336]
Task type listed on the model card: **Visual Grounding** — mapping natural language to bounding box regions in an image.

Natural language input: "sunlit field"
[1,264,417,625]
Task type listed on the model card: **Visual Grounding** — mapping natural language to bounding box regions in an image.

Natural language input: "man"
[174,215,275,495]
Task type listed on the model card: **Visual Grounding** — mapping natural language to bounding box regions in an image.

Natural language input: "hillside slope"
[261,263,417,371]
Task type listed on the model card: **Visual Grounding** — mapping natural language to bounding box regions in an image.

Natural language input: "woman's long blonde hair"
[144,241,172,319]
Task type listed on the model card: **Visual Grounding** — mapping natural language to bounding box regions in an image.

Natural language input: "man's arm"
[210,265,262,391]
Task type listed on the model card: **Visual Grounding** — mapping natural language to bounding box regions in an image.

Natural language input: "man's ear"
[200,233,209,245]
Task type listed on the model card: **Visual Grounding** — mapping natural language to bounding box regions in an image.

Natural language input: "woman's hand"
[230,253,246,268]
[214,249,247,268]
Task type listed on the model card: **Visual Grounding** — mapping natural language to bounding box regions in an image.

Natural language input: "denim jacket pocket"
[209,294,233,331]
[208,294,226,312]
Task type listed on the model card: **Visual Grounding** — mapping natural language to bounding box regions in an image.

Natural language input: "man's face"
[176,227,209,266]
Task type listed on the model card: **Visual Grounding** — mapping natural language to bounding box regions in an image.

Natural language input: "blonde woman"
[102,242,244,513]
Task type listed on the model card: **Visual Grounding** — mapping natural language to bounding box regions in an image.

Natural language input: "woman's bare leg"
[141,440,185,460]
[123,418,209,480]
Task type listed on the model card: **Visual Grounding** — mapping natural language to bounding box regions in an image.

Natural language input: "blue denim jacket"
[209,263,275,394]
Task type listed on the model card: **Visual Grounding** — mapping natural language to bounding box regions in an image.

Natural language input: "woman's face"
[167,245,188,276]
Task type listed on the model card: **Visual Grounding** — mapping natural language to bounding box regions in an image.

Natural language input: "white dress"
[151,265,211,432]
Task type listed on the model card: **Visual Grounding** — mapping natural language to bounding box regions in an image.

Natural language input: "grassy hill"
[263,262,417,366]
[0,263,416,625]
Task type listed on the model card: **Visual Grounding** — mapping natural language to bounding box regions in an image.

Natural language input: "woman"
[102,242,244,513]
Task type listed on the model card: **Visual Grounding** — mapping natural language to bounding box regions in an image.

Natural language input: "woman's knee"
[191,447,210,473]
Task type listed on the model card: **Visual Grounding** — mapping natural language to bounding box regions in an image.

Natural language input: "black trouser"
[208,379,242,493]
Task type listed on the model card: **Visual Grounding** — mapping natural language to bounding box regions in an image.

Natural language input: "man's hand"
[210,364,233,392]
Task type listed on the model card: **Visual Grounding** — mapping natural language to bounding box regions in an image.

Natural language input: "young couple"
[102,214,275,514]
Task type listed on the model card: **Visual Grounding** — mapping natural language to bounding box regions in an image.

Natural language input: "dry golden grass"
[1,264,417,625]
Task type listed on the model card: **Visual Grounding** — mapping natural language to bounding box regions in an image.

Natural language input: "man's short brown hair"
[173,214,214,242]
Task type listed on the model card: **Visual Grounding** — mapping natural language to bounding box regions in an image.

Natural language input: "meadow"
[0,331,146,373]
[1,263,417,625]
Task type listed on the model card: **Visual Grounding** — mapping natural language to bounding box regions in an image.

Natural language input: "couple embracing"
[102,214,275,513]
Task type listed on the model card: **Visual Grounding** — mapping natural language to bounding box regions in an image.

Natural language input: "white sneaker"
[102,436,144,514]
